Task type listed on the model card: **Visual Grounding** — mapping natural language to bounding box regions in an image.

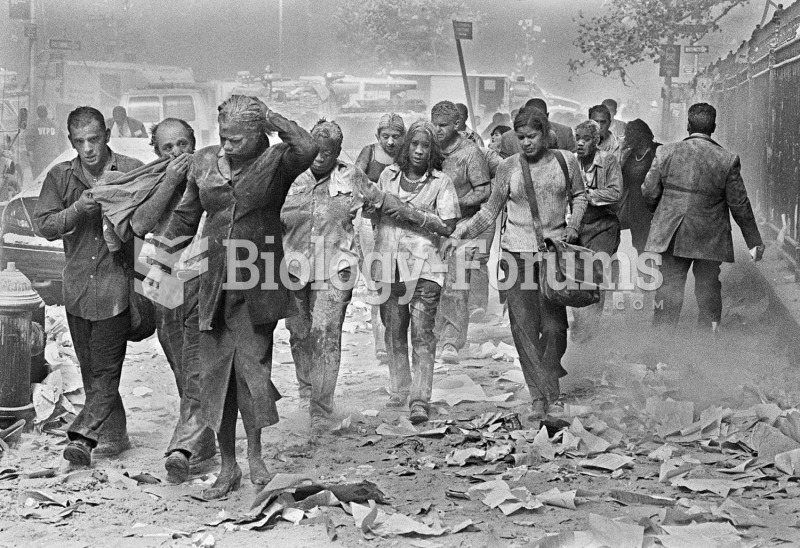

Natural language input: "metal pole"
[278,0,284,74]
[28,1,36,111]
[455,38,477,134]
[661,36,674,142]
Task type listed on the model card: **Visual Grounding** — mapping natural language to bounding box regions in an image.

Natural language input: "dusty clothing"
[66,309,130,446]
[368,165,459,287]
[286,271,352,418]
[503,256,568,402]
[460,128,485,149]
[163,112,317,331]
[35,151,144,320]
[200,292,281,431]
[156,276,215,457]
[577,150,622,253]
[381,277,440,409]
[618,146,658,252]
[598,132,621,158]
[282,161,364,418]
[281,161,365,284]
[355,143,391,184]
[655,244,722,327]
[25,117,61,177]
[436,135,491,350]
[642,134,762,263]
[452,151,587,252]
[107,117,148,139]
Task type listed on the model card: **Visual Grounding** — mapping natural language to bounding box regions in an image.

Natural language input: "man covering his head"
[108,105,148,139]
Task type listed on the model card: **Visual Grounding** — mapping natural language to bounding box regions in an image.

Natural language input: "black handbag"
[518,153,602,308]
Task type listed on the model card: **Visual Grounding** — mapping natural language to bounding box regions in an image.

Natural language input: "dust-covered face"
[516,125,547,161]
[575,128,599,159]
[432,114,458,146]
[69,120,110,170]
[407,130,432,172]
[219,120,264,160]
[377,128,403,157]
[155,121,194,158]
[590,112,611,139]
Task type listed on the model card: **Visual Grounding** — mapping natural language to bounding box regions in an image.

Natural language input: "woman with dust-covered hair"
[147,95,318,499]
[363,119,459,424]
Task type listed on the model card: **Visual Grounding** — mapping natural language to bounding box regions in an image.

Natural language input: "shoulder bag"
[517,152,602,308]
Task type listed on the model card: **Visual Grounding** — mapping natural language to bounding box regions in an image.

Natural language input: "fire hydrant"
[0,262,45,434]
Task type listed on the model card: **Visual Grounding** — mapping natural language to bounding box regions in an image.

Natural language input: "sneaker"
[386,394,409,408]
[469,307,487,323]
[409,404,429,424]
[64,438,92,466]
[440,344,459,364]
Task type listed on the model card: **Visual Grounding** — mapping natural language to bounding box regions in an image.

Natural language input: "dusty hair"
[430,101,460,124]
[67,106,106,136]
[218,95,268,132]
[575,120,600,141]
[311,118,344,149]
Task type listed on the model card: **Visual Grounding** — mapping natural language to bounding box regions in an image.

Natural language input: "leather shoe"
[165,451,190,484]
[64,438,92,466]
[440,344,459,364]
[528,399,547,421]
[409,404,429,424]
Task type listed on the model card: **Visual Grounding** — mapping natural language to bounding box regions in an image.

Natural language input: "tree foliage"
[570,0,750,83]
[335,0,475,72]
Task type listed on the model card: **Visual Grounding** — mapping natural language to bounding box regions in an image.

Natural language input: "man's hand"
[74,192,100,215]
[751,244,765,262]
[164,153,190,185]
[142,265,165,302]
[561,226,579,244]
[441,237,459,259]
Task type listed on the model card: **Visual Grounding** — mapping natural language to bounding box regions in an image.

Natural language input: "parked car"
[0,137,156,304]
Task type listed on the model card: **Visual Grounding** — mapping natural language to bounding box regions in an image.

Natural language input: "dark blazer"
[163,113,317,330]
[641,134,762,263]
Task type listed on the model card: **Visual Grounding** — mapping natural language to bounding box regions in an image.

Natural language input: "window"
[163,95,195,121]
[483,79,496,91]
[127,96,160,123]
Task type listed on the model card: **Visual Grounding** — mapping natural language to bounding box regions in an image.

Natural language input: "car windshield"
[127,95,160,124]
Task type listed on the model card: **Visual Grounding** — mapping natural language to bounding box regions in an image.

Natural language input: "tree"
[335,0,475,72]
[569,0,751,83]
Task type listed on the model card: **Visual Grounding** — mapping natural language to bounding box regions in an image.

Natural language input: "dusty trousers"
[66,309,130,446]
[436,244,480,350]
[286,272,353,419]
[502,253,568,403]
[156,276,216,458]
[381,278,441,410]
[654,242,722,329]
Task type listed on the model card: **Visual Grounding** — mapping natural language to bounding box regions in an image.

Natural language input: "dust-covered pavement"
[2,242,800,547]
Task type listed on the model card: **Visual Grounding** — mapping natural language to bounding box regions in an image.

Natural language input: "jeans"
[286,271,353,419]
[654,246,722,329]
[468,250,491,313]
[436,244,480,350]
[156,276,216,458]
[381,278,441,410]
[66,309,131,447]
[502,253,568,402]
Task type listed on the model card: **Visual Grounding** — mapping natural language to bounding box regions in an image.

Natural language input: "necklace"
[403,172,426,184]
[634,148,651,162]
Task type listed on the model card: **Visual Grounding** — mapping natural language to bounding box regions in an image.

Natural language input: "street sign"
[23,24,37,39]
[659,45,681,78]
[453,20,473,41]
[9,0,31,20]
[49,39,81,51]
[676,24,708,35]
[684,45,709,54]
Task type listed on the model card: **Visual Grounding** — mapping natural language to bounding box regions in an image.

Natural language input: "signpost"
[684,45,708,77]
[452,20,477,133]
[49,39,81,51]
[23,24,36,39]
[660,41,680,141]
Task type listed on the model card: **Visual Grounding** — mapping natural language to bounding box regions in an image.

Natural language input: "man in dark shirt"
[25,105,63,178]
[499,98,576,158]
[34,106,144,466]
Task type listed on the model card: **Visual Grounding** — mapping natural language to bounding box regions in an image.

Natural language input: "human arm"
[130,153,190,236]
[381,193,457,237]
[587,153,622,206]
[457,145,492,210]
[267,110,319,183]
[485,147,502,179]
[725,154,764,256]
[641,146,666,209]
[33,168,93,240]
[451,158,511,241]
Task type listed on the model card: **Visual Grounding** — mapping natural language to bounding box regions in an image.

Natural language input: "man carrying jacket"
[642,103,764,333]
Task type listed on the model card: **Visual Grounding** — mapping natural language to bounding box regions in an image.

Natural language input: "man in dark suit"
[499,98,576,158]
[642,103,764,333]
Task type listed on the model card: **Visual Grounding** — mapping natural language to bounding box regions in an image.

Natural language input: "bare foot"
[201,463,241,500]
[248,456,271,485]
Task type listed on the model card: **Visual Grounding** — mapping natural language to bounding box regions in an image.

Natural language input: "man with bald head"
[129,118,216,483]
